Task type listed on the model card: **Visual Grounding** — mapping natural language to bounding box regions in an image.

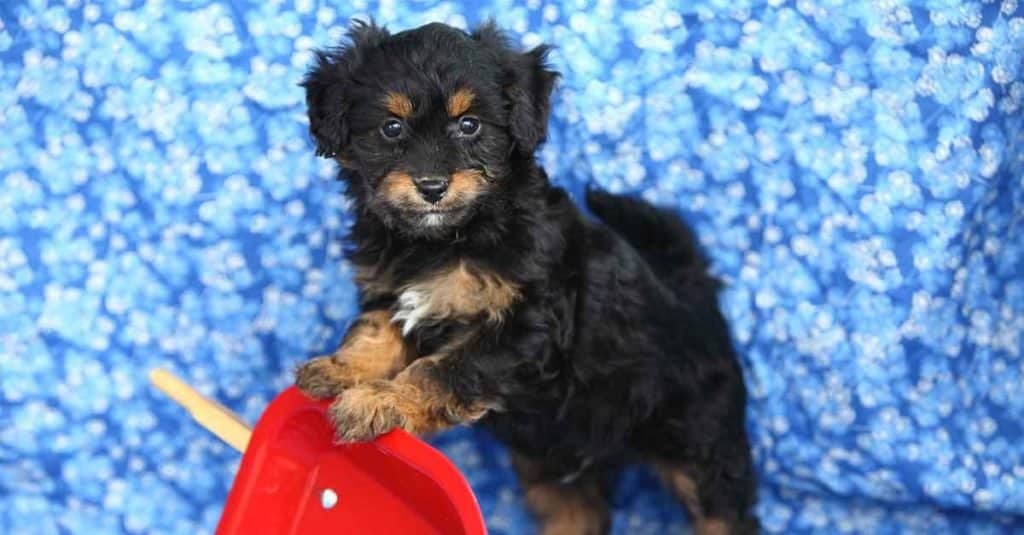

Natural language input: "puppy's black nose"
[413,175,449,204]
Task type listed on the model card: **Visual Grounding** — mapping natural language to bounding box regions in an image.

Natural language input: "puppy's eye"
[457,116,480,137]
[381,119,404,139]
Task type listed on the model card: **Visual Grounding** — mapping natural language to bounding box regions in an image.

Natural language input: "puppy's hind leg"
[510,450,614,535]
[650,450,759,535]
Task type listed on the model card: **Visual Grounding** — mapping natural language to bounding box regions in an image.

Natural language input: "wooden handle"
[148,369,253,453]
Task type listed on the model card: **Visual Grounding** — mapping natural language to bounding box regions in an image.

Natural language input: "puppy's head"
[303,21,557,237]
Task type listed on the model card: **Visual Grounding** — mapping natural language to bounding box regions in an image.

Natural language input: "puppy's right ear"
[302,20,389,158]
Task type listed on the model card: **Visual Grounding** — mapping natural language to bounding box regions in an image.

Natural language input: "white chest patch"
[392,288,431,336]
[389,262,521,337]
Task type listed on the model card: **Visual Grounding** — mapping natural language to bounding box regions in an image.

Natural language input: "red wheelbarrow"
[149,369,487,535]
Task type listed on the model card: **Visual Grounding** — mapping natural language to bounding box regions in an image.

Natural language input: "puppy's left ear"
[505,45,558,154]
[505,44,561,152]
[474,23,559,155]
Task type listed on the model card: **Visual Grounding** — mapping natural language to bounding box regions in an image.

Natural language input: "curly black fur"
[300,20,758,534]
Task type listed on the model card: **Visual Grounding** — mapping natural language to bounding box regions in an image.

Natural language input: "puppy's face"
[345,72,509,233]
[303,22,557,237]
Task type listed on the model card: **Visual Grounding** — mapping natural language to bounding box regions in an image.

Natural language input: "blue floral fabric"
[2,0,1023,533]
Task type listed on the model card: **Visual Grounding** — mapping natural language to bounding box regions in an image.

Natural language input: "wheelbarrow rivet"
[320,488,338,510]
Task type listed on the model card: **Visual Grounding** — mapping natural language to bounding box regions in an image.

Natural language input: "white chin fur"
[422,213,446,227]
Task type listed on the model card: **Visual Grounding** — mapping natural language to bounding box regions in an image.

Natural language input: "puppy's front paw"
[328,383,406,443]
[295,356,353,398]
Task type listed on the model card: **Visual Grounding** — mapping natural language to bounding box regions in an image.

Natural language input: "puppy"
[295,21,759,535]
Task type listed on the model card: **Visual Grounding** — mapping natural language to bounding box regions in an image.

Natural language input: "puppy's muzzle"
[413,175,449,204]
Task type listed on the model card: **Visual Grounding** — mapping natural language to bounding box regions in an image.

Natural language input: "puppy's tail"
[585,187,710,280]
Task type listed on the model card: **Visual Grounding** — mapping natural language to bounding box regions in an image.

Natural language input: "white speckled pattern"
[1,1,1022,533]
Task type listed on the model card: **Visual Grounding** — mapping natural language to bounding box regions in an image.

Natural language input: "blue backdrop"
[2,0,1023,533]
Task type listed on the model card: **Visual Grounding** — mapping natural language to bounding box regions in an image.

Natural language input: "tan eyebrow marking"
[384,92,414,118]
[447,88,475,117]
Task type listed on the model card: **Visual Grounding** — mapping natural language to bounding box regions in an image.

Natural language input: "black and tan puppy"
[295,21,758,535]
